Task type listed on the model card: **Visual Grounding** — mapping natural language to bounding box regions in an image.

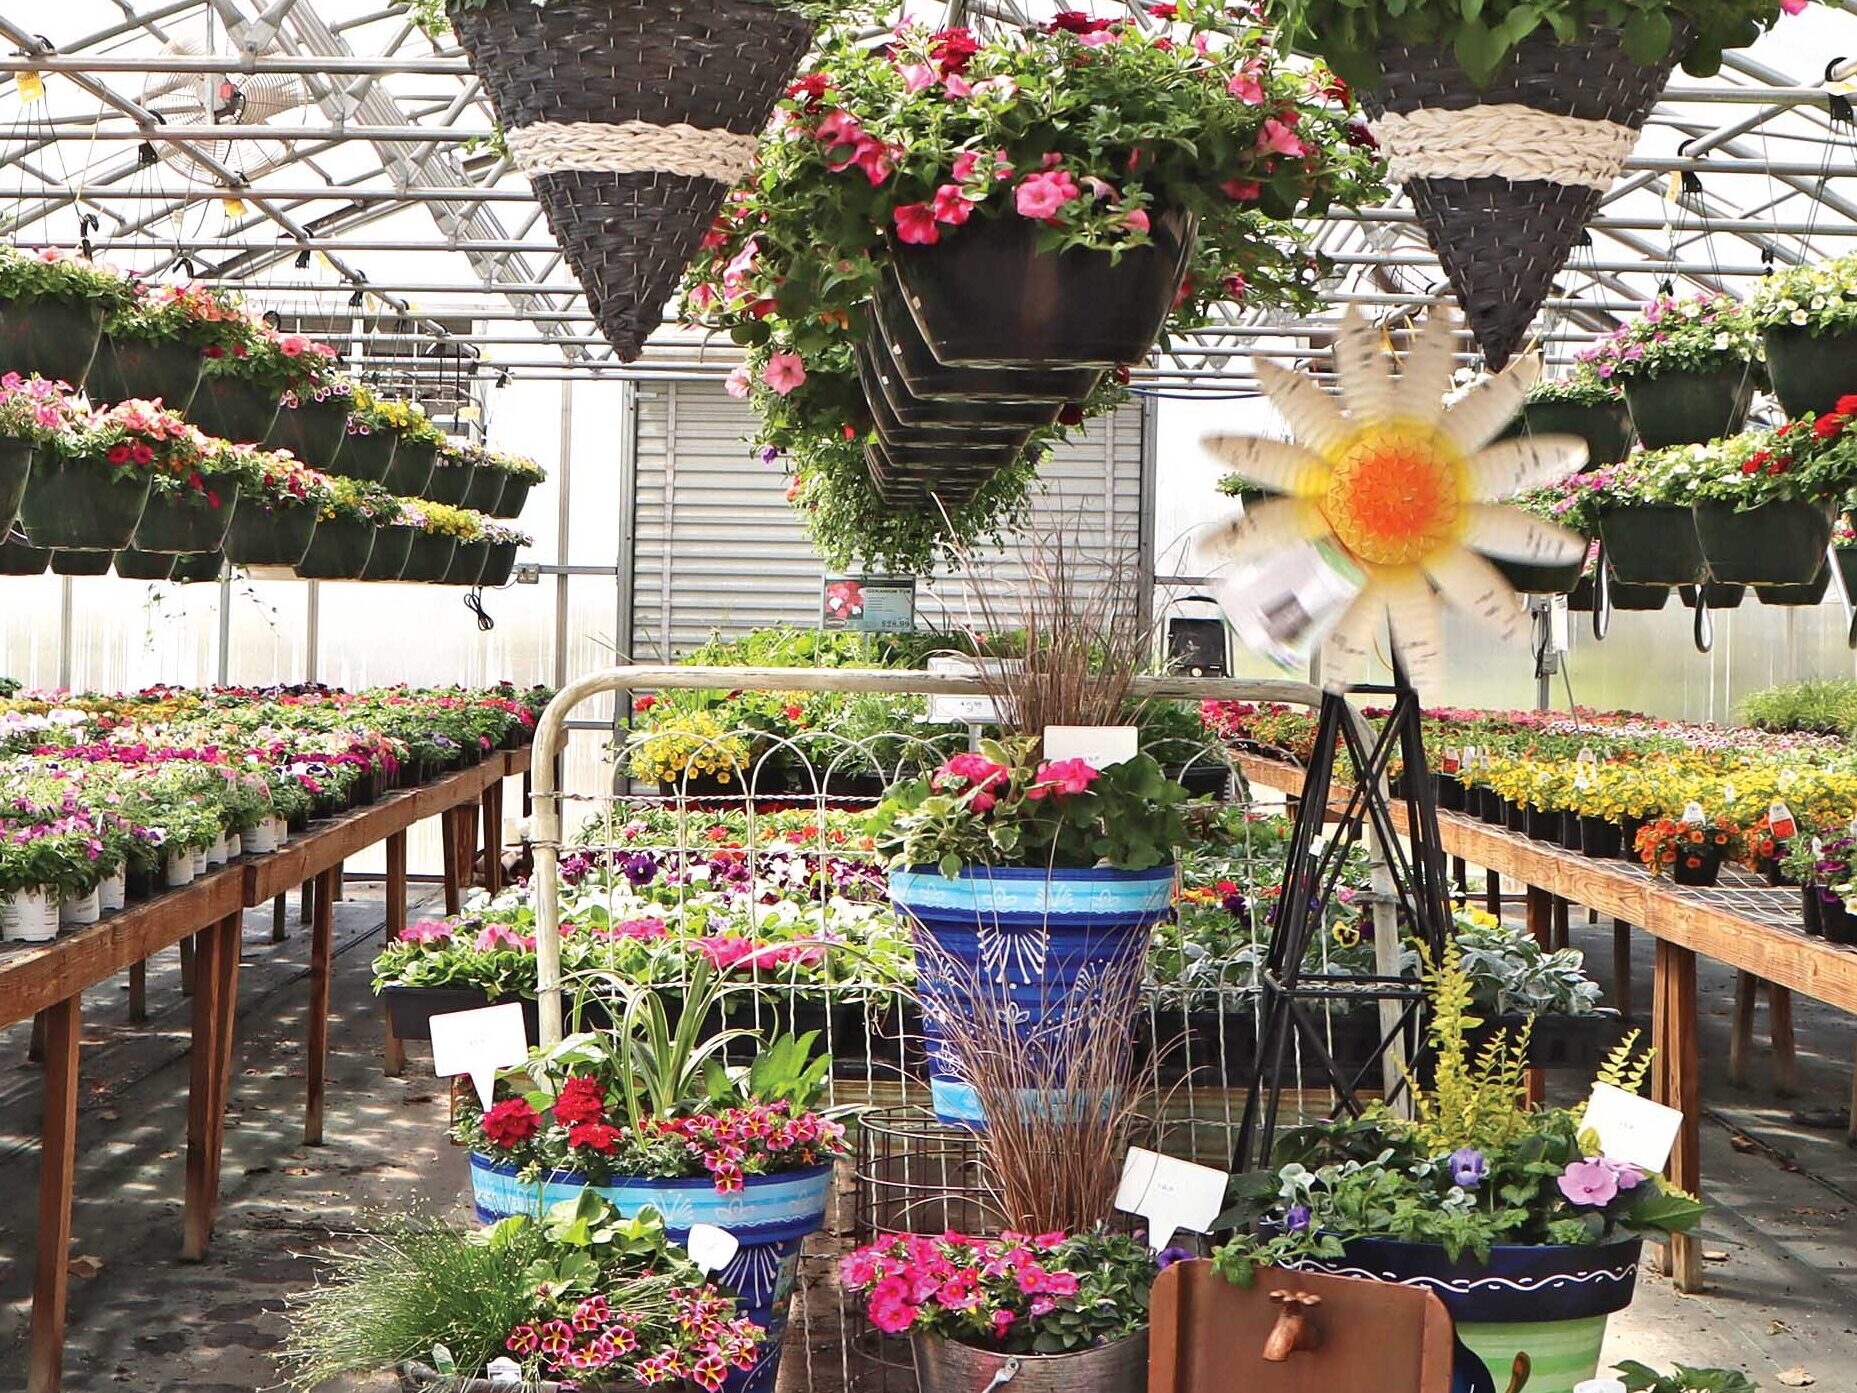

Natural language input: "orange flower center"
[1320,425,1464,568]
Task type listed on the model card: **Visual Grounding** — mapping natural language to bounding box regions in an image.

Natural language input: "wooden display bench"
[1234,752,1857,1294]
[0,746,529,1393]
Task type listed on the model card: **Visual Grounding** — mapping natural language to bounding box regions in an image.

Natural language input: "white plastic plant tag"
[686,1223,741,1274]
[1573,1381,1627,1393]
[1576,746,1597,765]
[429,1002,530,1111]
[1583,1082,1684,1173]
[1722,780,1737,806]
[1769,801,1798,841]
[1042,725,1139,769]
[1114,1147,1228,1252]
[1442,746,1460,773]
[1681,801,1706,825]
[485,1356,524,1384]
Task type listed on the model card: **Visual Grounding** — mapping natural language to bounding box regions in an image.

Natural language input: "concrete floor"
[0,888,1853,1391]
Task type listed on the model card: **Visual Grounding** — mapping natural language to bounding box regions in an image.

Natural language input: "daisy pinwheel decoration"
[1195,303,1589,691]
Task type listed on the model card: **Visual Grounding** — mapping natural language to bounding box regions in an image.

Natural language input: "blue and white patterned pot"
[889,864,1175,1127]
[469,1156,832,1393]
[1295,1236,1643,1393]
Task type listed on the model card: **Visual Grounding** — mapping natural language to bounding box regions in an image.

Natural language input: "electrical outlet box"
[514,563,541,585]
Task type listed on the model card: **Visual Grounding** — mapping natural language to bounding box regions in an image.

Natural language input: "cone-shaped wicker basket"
[448,0,814,361]
[1360,26,1683,369]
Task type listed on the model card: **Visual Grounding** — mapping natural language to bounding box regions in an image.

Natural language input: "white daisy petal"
[1197,434,1326,495]
[1422,545,1527,646]
[1439,355,1541,454]
[1397,301,1460,422]
[1256,359,1351,456]
[1459,504,1586,564]
[1463,436,1588,501]
[1319,592,1384,692]
[1191,496,1325,569]
[1333,306,1396,424]
[1379,571,1445,692]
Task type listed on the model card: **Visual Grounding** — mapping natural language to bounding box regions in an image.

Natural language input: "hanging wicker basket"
[1360,26,1684,369]
[448,0,815,361]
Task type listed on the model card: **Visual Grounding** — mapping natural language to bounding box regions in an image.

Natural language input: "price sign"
[429,1002,530,1110]
[1115,1147,1229,1252]
[822,575,916,632]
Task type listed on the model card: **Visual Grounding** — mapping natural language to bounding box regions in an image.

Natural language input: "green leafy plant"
[1613,1361,1759,1393]
[349,384,449,447]
[0,245,133,309]
[1575,293,1763,384]
[1749,250,1857,336]
[1526,369,1623,406]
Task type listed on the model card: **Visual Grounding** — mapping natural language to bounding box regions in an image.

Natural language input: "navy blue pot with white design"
[468,1157,831,1393]
[889,863,1175,1128]
[1295,1235,1642,1393]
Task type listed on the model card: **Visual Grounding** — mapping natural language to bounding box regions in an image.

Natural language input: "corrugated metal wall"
[628,380,1153,660]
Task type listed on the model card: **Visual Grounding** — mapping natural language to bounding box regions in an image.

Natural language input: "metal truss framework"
[4,0,1857,400]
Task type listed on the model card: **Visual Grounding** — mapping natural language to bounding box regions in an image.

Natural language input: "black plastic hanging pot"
[382,439,438,497]
[1693,499,1833,586]
[131,482,242,554]
[400,532,457,582]
[113,547,176,581]
[1566,575,1596,612]
[1502,399,1634,469]
[331,428,395,483]
[891,206,1196,370]
[425,458,478,507]
[1679,580,1746,609]
[856,340,1060,432]
[224,502,319,567]
[265,396,352,475]
[0,296,104,387]
[463,467,507,514]
[872,276,1103,404]
[867,368,1032,455]
[445,538,491,585]
[489,476,535,520]
[1607,579,1671,611]
[190,374,284,444]
[1597,503,1705,584]
[1835,546,1857,605]
[479,539,521,587]
[864,441,1002,509]
[52,547,114,576]
[0,531,48,575]
[360,522,417,580]
[1755,567,1831,606]
[87,335,203,412]
[294,516,377,580]
[1487,551,1585,595]
[168,550,224,583]
[18,456,150,551]
[1622,367,1755,449]
[1761,323,1857,418]
[0,436,32,534]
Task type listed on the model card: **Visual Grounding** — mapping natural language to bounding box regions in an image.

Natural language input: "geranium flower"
[481,1096,541,1149]
[552,1074,607,1126]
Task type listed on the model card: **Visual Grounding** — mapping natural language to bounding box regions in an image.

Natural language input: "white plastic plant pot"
[228,833,242,859]
[245,821,276,855]
[1,889,59,942]
[191,846,208,876]
[273,815,290,848]
[166,850,195,887]
[207,834,229,867]
[60,886,102,927]
[100,872,126,913]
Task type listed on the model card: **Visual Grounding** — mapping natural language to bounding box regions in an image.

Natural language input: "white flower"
[1713,333,1731,349]
[1792,309,1810,325]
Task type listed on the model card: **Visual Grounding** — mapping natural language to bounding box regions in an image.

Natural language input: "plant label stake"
[1115,1147,1229,1251]
[429,1002,529,1110]
[686,1224,742,1275]
[1582,1082,1684,1172]
[1042,725,1139,768]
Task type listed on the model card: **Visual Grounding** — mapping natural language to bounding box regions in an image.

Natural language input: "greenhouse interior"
[8,1,1857,1391]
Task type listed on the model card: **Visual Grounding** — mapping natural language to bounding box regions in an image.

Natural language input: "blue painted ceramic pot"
[1296,1235,1642,1393]
[469,1155,832,1393]
[889,864,1175,1127]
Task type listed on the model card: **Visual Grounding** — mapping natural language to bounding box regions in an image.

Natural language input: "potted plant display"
[131,423,257,555]
[89,282,228,410]
[841,1230,1156,1393]
[265,362,355,477]
[223,445,332,567]
[359,496,417,581]
[1505,371,1635,469]
[294,475,398,581]
[1749,249,1857,416]
[452,963,848,1393]
[1213,949,1707,1393]
[19,398,203,553]
[397,500,475,582]
[282,1191,766,1392]
[0,374,84,535]
[478,520,531,586]
[483,449,546,519]
[192,315,324,444]
[443,508,494,585]
[424,439,479,506]
[1576,294,1763,448]
[1499,474,1606,594]
[1634,815,1744,886]
[0,245,133,387]
[352,386,449,495]
[1590,455,1707,586]
[875,739,1189,1126]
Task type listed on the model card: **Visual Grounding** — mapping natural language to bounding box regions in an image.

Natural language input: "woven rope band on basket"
[506,121,763,181]
[1371,104,1641,190]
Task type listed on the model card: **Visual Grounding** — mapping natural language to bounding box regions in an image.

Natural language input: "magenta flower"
[1014,169,1080,220]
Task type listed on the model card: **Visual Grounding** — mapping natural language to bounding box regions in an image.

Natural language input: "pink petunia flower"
[1015,169,1080,220]
[761,353,807,395]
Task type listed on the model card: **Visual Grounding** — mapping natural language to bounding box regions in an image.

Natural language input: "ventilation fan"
[139,40,310,184]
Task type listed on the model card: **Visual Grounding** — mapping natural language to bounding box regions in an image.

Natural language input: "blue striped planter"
[890,864,1175,1127]
[1294,1236,1642,1393]
[469,1155,832,1393]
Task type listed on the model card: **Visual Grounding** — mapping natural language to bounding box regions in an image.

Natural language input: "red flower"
[1057,402,1085,426]
[1836,394,1857,415]
[202,344,224,358]
[1220,178,1261,202]
[130,442,155,465]
[205,490,221,509]
[929,184,973,228]
[787,72,831,106]
[893,202,940,245]
[783,703,804,721]
[482,1097,541,1149]
[568,1120,623,1154]
[106,444,132,465]
[552,1074,606,1126]
[1814,413,1845,440]
[1047,10,1113,33]
[930,27,980,75]
[633,694,657,713]
[1147,2,1178,15]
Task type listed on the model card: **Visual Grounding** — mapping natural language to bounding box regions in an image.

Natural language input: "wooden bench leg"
[128,958,147,1024]
[1551,897,1570,951]
[383,1005,406,1078]
[26,992,80,1393]
[183,924,228,1261]
[1525,887,1552,1105]
[1451,855,1467,894]
[1730,970,1758,1089]
[384,829,409,1079]
[1769,984,1797,1097]
[332,860,345,902]
[482,781,504,896]
[203,912,242,1225]
[305,868,336,1146]
[28,1008,46,1063]
[1485,868,1501,920]
[179,934,196,996]
[441,807,462,916]
[1612,920,1632,1022]
[271,892,287,943]
[299,878,312,925]
[1654,939,1703,1292]
[1849,1042,1857,1148]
